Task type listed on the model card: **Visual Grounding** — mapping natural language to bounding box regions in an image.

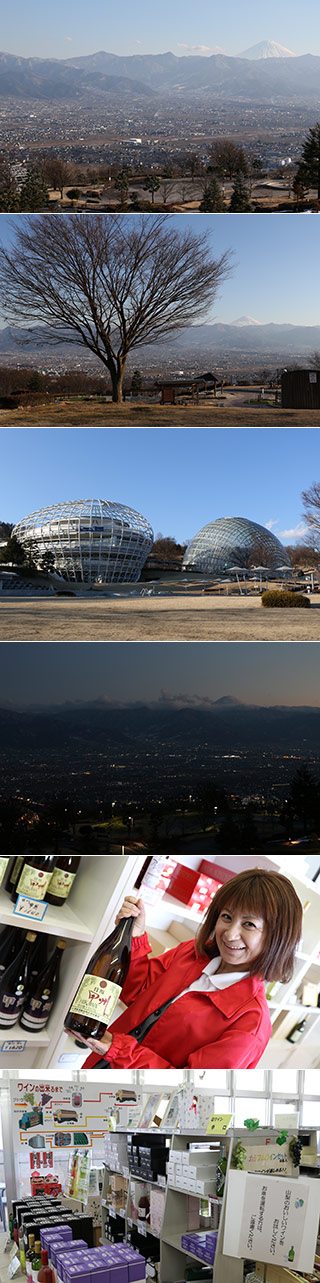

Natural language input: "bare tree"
[0,214,231,402]
[302,482,320,546]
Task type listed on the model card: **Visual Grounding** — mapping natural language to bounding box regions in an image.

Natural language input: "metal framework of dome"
[182,516,291,575]
[13,499,154,584]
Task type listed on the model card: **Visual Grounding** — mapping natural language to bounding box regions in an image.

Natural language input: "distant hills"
[0,320,319,373]
[0,699,319,758]
[1,47,320,101]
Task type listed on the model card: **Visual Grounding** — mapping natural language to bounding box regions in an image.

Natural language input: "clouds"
[265,518,308,543]
[176,42,225,54]
[159,687,220,707]
[64,36,73,42]
[278,521,308,543]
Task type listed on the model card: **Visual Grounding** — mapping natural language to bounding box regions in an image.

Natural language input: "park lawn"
[0,402,319,426]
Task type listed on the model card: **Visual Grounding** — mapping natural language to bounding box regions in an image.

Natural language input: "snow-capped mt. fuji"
[232,316,262,327]
[239,40,296,59]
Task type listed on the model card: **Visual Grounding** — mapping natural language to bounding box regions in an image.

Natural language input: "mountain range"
[0,320,319,372]
[1,47,320,101]
[0,700,319,755]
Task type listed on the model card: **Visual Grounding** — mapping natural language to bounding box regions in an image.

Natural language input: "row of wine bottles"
[12,1223,56,1283]
[0,924,66,1029]
[0,856,81,905]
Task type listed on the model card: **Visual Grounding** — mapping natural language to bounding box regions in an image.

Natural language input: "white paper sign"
[274,1114,299,1129]
[14,895,48,921]
[241,1141,293,1177]
[224,1171,320,1272]
[8,1258,21,1279]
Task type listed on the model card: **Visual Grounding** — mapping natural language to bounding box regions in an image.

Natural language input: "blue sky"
[1,427,318,546]
[1,215,320,327]
[2,0,320,58]
[1,642,319,707]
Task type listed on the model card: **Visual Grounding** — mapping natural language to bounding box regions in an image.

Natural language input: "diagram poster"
[224,1170,319,1272]
[11,1079,142,1150]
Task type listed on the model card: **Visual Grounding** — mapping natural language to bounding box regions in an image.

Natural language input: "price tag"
[14,895,48,922]
[127,1218,133,1228]
[122,1167,129,1179]
[8,1258,21,1279]
[109,1207,117,1218]
[137,1222,147,1237]
[206,1113,233,1135]
[119,1209,126,1218]
[1,1040,27,1053]
[157,1176,166,1188]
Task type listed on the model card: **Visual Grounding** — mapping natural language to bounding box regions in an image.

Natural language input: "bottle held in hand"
[64,913,135,1043]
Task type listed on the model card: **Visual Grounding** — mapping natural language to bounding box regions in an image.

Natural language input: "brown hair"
[196,869,303,983]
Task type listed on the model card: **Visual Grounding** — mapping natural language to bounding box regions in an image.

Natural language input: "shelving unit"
[100,1126,318,1283]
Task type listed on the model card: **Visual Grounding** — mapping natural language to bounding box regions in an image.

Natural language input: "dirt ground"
[2,595,320,641]
[1,403,319,426]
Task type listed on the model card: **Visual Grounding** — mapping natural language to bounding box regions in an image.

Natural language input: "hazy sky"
[1,428,318,546]
[1,215,320,327]
[2,0,320,58]
[1,642,319,707]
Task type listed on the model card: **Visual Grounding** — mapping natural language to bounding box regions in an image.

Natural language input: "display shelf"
[0,889,94,941]
[0,1027,50,1046]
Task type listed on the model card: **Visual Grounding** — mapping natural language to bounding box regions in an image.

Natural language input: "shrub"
[261,590,310,609]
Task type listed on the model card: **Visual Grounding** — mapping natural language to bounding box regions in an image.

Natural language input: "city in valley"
[1,43,320,213]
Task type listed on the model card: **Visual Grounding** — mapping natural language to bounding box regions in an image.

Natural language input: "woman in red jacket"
[82,868,302,1070]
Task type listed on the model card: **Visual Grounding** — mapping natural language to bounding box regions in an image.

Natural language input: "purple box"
[41,1227,73,1248]
[54,1243,87,1270]
[128,1261,146,1282]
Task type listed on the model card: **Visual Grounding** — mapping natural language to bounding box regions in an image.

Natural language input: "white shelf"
[0,1027,50,1046]
[0,890,94,941]
[161,893,204,924]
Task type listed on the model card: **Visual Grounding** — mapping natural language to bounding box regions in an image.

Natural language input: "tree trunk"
[110,358,126,403]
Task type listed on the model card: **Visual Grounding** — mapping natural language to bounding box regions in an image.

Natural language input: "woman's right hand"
[115,896,146,937]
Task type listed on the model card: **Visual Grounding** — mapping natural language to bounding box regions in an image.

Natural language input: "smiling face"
[214,906,266,973]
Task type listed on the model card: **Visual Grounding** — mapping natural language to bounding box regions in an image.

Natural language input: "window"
[233,1097,267,1126]
[272,1070,298,1094]
[271,1100,299,1125]
[302,1099,320,1126]
[235,1071,266,1091]
[193,1071,228,1089]
[304,1071,320,1096]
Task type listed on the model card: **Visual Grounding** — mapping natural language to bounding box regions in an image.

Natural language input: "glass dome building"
[182,516,291,575]
[13,499,154,584]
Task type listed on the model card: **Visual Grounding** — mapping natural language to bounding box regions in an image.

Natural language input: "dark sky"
[1,643,319,707]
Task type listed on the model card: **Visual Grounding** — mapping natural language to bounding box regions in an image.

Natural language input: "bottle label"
[16,864,52,900]
[48,869,76,898]
[20,995,54,1030]
[0,857,9,887]
[32,1266,41,1283]
[9,857,24,886]
[70,973,121,1022]
[0,990,25,1024]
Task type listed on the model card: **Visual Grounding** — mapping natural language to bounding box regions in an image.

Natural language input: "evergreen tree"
[39,550,56,575]
[229,172,251,212]
[0,533,26,565]
[143,174,160,204]
[131,369,143,395]
[0,156,19,212]
[296,122,320,199]
[200,177,224,211]
[19,168,49,211]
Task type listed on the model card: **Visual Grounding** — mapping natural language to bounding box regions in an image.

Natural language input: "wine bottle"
[0,857,10,889]
[31,1244,42,1283]
[3,857,25,895]
[12,857,57,903]
[64,914,135,1043]
[286,1016,308,1043]
[20,939,66,1031]
[26,1235,36,1283]
[37,1250,49,1283]
[0,931,37,1027]
[0,925,24,973]
[46,858,81,907]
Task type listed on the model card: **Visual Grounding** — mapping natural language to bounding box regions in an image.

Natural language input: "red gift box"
[199,860,235,884]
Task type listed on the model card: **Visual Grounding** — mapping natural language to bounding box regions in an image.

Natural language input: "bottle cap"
[57,940,66,949]
[28,1235,35,1247]
[26,932,37,942]
[41,1251,48,1265]
[35,1243,41,1252]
